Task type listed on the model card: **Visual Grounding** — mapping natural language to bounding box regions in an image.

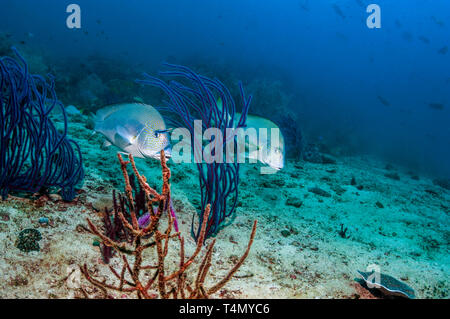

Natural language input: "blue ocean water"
[0,0,449,300]
[1,0,448,177]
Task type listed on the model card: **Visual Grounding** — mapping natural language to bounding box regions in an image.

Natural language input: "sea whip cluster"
[137,64,251,241]
[0,48,84,201]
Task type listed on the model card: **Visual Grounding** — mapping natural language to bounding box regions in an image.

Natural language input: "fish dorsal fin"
[94,104,124,122]
[94,103,150,122]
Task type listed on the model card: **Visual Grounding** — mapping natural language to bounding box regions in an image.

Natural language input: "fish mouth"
[267,163,283,170]
[163,145,172,158]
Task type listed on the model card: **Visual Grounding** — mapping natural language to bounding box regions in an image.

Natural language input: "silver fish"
[238,114,285,171]
[217,98,285,171]
[93,103,171,159]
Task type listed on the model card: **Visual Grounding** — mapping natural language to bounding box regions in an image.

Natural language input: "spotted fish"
[93,103,171,159]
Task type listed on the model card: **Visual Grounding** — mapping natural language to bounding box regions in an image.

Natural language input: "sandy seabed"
[0,112,448,299]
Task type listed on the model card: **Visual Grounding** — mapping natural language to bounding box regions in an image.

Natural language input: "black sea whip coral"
[0,48,84,201]
[137,64,251,241]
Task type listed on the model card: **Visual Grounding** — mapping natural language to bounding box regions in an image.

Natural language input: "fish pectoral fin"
[114,132,133,148]
[116,125,131,139]
[101,140,113,149]
[247,150,260,162]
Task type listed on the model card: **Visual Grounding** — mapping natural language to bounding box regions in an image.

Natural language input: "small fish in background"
[95,30,107,38]
[438,45,448,55]
[332,3,346,20]
[431,16,445,28]
[93,103,172,159]
[377,96,391,107]
[298,0,310,12]
[401,31,413,42]
[395,20,402,29]
[418,36,430,44]
[428,103,445,111]
[96,19,102,24]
